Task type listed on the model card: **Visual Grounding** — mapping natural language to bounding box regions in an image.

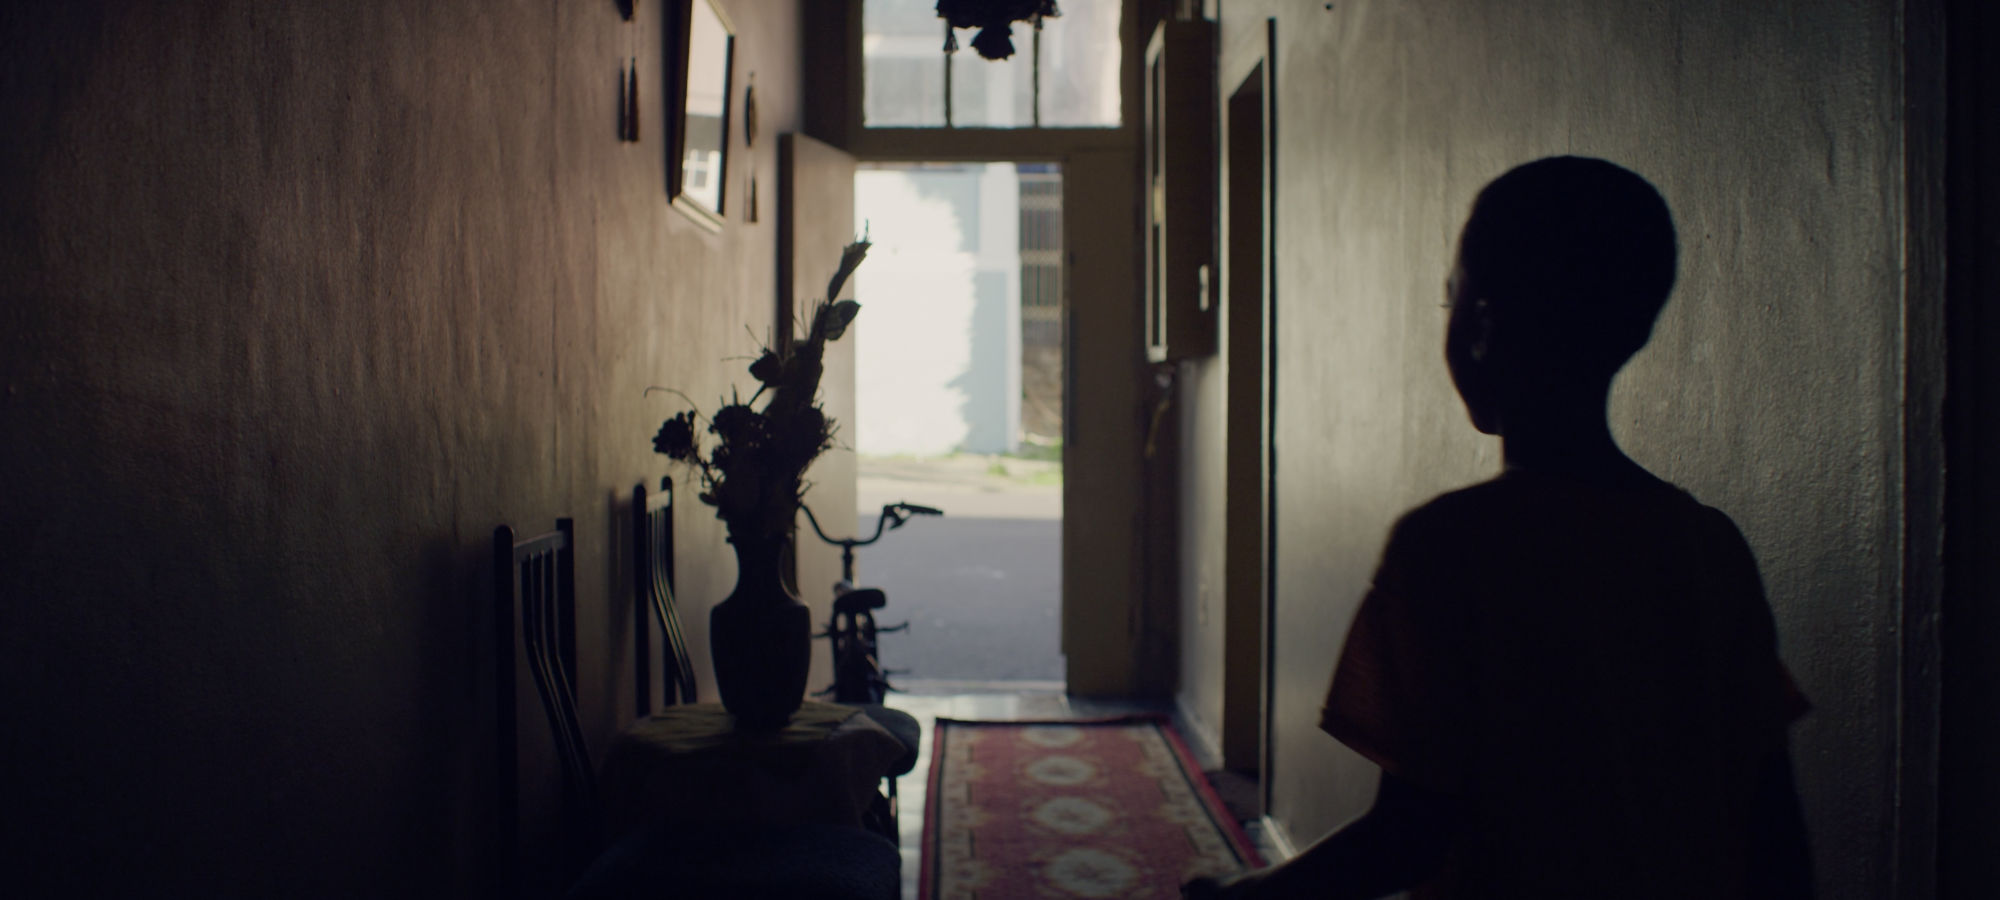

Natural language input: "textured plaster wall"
[0,0,820,893]
[1189,2,1913,897]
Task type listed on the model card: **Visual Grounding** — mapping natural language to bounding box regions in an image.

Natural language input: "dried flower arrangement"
[651,239,870,545]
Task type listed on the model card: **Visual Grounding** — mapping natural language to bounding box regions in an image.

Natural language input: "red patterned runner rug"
[919,716,1264,899]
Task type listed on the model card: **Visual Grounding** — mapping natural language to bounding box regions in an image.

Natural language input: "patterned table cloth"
[598,701,909,838]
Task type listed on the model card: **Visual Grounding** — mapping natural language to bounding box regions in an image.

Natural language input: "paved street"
[847,456,1064,685]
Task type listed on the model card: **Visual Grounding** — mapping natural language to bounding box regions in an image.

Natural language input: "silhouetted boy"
[1189,157,1812,899]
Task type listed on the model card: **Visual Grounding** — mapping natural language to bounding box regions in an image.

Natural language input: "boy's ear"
[1468,298,1497,363]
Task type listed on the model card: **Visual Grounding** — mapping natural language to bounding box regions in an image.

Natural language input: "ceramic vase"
[708,534,811,731]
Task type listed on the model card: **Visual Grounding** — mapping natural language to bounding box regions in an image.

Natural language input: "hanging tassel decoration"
[936,0,1060,61]
[970,25,1014,60]
[626,59,640,141]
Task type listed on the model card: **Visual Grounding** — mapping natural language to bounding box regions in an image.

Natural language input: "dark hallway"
[1,1,1995,898]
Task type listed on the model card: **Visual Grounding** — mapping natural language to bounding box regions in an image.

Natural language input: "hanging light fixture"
[936,0,1061,61]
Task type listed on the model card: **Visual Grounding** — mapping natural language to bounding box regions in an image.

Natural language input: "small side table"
[598,701,911,840]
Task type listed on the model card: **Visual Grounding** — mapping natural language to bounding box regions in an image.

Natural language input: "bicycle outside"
[799,501,942,704]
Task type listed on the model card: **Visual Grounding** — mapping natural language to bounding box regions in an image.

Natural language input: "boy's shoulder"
[1375,471,1760,614]
[1401,474,1529,519]
[1386,469,1714,550]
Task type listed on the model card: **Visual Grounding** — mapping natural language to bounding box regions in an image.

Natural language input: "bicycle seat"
[833,587,887,615]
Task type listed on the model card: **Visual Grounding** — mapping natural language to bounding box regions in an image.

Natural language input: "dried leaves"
[650,239,871,542]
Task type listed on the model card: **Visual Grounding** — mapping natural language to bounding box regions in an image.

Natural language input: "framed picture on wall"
[668,0,734,231]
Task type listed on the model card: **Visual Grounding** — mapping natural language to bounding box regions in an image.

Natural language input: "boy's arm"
[1186,771,1459,900]
[1747,747,1814,900]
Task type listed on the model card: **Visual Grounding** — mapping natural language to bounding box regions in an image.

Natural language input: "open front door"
[783,132,861,698]
[1061,148,1150,696]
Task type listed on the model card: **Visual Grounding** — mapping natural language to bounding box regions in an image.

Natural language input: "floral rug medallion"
[920,717,1263,899]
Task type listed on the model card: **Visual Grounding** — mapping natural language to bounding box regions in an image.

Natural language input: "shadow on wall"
[421,531,501,897]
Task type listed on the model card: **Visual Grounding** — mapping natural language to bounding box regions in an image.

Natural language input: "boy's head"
[1446,157,1678,432]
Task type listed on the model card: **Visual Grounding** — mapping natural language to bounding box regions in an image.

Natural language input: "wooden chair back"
[495,519,597,894]
[635,479,698,713]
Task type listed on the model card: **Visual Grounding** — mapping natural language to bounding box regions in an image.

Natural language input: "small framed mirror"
[668,0,734,230]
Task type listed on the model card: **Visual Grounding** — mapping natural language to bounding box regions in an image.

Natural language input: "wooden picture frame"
[668,0,734,231]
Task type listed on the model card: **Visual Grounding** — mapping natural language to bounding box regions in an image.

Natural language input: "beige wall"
[0,0,828,893]
[1174,2,1920,897]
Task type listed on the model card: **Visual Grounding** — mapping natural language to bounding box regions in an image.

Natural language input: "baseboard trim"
[1173,694,1227,771]
[1258,814,1298,862]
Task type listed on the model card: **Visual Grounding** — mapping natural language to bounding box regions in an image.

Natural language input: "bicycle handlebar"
[799,501,945,548]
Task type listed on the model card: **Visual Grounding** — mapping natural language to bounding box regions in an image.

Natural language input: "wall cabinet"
[1144,19,1217,363]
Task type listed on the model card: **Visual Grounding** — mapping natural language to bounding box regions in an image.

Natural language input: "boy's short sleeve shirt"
[1318,509,1479,792]
[1319,473,1808,895]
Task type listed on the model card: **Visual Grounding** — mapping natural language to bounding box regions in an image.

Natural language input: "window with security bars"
[863,0,1122,128]
[1018,167,1064,441]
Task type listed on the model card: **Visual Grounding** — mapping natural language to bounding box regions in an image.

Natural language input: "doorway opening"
[1222,36,1277,818]
[849,161,1067,690]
